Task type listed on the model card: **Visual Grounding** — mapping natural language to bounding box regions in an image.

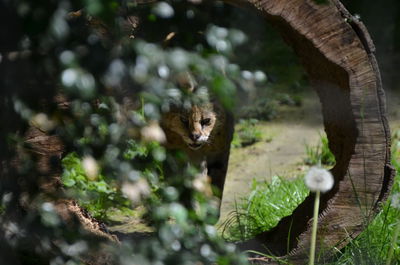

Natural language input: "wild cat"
[161,97,234,200]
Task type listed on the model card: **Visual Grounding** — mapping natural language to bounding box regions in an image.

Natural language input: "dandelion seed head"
[305,166,334,193]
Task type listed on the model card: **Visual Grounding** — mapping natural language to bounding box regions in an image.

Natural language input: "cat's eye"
[180,116,189,126]
[201,118,211,126]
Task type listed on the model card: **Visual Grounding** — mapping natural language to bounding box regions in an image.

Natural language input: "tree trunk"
[224,0,394,263]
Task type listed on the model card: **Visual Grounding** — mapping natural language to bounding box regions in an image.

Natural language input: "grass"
[220,176,309,242]
[304,133,336,167]
[231,119,268,148]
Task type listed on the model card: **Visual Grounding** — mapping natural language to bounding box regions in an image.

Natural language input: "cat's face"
[167,105,217,150]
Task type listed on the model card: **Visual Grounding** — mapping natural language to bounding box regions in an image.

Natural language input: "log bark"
[223,0,394,263]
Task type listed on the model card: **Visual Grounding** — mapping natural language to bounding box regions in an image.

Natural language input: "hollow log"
[223,0,394,263]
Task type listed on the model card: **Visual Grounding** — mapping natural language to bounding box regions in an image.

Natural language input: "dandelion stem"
[309,190,320,265]
[386,219,400,265]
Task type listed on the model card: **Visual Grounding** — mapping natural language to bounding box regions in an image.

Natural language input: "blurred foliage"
[274,93,302,107]
[239,98,278,121]
[0,0,284,264]
[0,0,313,262]
[237,93,303,122]
[220,176,309,242]
[62,152,134,220]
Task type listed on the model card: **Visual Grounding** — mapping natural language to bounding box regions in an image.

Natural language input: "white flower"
[30,113,56,132]
[82,156,99,181]
[122,179,150,203]
[391,193,400,210]
[140,122,166,143]
[152,2,174,18]
[305,167,334,193]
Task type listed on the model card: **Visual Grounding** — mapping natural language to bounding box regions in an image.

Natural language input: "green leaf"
[211,76,236,110]
[95,181,112,193]
[63,177,76,187]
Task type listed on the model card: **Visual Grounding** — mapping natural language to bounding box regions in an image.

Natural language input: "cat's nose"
[190,133,201,141]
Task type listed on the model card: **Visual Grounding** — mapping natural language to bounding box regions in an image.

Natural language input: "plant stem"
[309,190,320,265]
[386,219,400,265]
[140,96,145,118]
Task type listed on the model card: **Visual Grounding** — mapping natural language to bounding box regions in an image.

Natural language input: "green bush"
[275,93,302,107]
[62,153,134,220]
[239,99,278,121]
